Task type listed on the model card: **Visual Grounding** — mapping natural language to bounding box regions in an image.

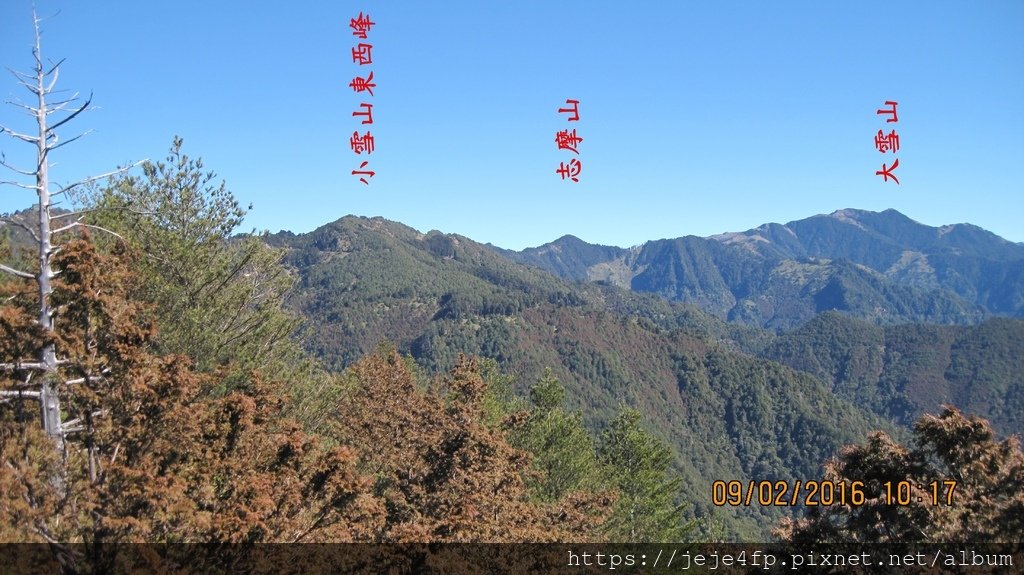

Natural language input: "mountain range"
[262,208,1024,539]
[6,204,1019,538]
[496,208,1024,329]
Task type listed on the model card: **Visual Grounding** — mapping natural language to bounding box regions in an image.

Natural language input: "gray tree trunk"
[2,11,138,478]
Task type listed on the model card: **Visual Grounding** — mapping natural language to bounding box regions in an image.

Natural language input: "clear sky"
[2,1,1022,250]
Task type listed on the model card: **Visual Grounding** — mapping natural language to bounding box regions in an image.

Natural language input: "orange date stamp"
[711,479,957,507]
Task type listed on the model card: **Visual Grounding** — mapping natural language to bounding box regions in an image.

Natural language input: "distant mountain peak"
[709,231,771,247]
[826,209,872,232]
[823,207,920,228]
[502,207,1022,326]
[828,208,868,218]
[546,234,624,250]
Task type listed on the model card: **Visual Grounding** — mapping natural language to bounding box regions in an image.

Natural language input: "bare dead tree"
[0,10,140,481]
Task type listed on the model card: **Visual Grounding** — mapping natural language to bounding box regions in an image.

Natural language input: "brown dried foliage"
[1,238,610,555]
[776,406,1023,546]
[0,238,383,547]
[335,351,612,542]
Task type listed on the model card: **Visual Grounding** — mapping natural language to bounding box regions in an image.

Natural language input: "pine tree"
[597,407,694,542]
[511,369,602,502]
[84,137,302,386]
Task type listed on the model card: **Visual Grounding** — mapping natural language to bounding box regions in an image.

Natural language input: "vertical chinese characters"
[874,100,900,185]
[555,99,583,183]
[349,12,377,185]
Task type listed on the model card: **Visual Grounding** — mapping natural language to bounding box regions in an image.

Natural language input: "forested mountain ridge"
[264,216,894,537]
[500,208,1022,329]
[2,140,673,553]
[6,197,1022,543]
[6,196,1022,542]
[262,213,1023,538]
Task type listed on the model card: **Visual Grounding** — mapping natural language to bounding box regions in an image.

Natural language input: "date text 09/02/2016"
[711,479,957,507]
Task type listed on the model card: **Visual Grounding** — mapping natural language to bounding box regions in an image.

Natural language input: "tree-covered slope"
[763,311,1024,437]
[266,216,892,539]
[491,234,627,283]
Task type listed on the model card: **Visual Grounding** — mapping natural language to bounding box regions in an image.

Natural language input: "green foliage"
[510,370,601,503]
[597,407,694,542]
[1,238,617,549]
[85,137,306,390]
[0,208,48,280]
[766,312,1024,437]
[530,368,567,412]
[0,230,12,288]
[477,357,524,427]
[667,345,886,538]
[11,103,1017,553]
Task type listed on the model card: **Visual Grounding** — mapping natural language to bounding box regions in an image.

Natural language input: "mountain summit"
[501,209,1022,328]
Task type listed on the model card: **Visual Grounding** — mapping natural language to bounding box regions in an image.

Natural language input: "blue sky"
[2,1,1022,250]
